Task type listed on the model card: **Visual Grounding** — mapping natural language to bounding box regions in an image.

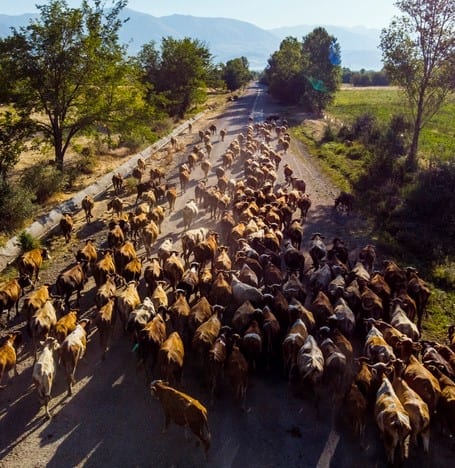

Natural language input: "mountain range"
[0,8,383,71]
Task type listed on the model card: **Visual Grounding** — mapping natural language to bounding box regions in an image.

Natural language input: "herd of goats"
[1,112,455,465]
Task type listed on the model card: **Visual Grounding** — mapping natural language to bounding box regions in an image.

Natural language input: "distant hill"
[0,10,383,71]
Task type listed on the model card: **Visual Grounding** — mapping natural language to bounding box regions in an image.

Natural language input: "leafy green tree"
[265,37,306,104]
[138,37,213,117]
[380,0,455,170]
[301,27,341,114]
[222,57,252,91]
[0,111,31,187]
[0,0,137,170]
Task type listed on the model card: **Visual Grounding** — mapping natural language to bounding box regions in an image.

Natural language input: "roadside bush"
[432,262,455,289]
[319,123,336,144]
[17,230,40,251]
[0,184,35,232]
[124,176,138,195]
[351,113,382,147]
[21,163,67,203]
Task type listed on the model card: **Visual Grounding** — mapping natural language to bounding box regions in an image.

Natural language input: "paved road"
[0,83,453,468]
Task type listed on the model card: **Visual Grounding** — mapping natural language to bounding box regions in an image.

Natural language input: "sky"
[0,0,400,30]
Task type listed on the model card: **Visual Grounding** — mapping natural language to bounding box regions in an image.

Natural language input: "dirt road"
[0,83,452,468]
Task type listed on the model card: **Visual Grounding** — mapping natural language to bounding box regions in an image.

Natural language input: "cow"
[114,241,137,278]
[226,333,249,410]
[182,199,199,231]
[95,274,117,309]
[193,231,219,270]
[142,221,159,258]
[179,168,191,194]
[296,335,324,408]
[150,205,166,234]
[309,233,327,270]
[192,313,222,366]
[0,331,22,387]
[364,325,396,364]
[59,213,73,243]
[135,312,166,376]
[144,258,163,297]
[60,319,90,395]
[122,256,143,284]
[334,191,354,214]
[166,186,178,212]
[158,331,185,386]
[359,244,376,275]
[94,298,116,360]
[319,335,348,402]
[158,238,174,267]
[373,364,411,465]
[107,197,124,218]
[343,381,368,445]
[55,262,87,308]
[392,359,430,454]
[390,297,420,341]
[32,336,60,419]
[116,281,141,332]
[168,289,191,344]
[29,299,59,360]
[126,297,156,341]
[406,267,431,331]
[0,275,33,322]
[75,239,98,271]
[54,310,78,343]
[402,354,441,415]
[112,172,123,195]
[181,227,208,266]
[150,380,211,458]
[81,195,95,223]
[93,251,116,288]
[22,284,52,330]
[17,247,52,284]
[164,252,185,291]
[107,223,125,249]
[282,318,308,380]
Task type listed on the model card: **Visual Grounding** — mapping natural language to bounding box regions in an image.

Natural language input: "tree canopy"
[380,0,455,170]
[264,29,341,112]
[0,0,139,170]
[138,37,213,118]
[221,57,252,92]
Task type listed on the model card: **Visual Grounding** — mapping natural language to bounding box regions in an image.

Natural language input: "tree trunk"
[406,95,424,172]
[54,131,64,172]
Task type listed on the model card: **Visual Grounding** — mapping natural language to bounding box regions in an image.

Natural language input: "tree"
[222,57,252,91]
[0,111,31,187]
[301,28,341,114]
[264,37,306,104]
[138,37,213,118]
[380,0,455,170]
[0,0,134,170]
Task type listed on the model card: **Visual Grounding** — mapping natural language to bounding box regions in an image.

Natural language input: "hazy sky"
[0,0,400,29]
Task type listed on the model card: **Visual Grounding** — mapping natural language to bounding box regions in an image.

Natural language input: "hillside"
[0,9,383,71]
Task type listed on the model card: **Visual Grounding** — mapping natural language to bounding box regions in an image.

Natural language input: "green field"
[327,87,455,161]
[293,86,455,341]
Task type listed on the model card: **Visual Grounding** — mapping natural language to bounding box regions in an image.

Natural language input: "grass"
[327,87,455,160]
[292,86,455,341]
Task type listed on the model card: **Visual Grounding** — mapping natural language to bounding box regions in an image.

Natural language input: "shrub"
[124,176,138,195]
[17,230,40,251]
[0,184,35,233]
[77,152,97,175]
[319,123,336,144]
[21,162,67,203]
